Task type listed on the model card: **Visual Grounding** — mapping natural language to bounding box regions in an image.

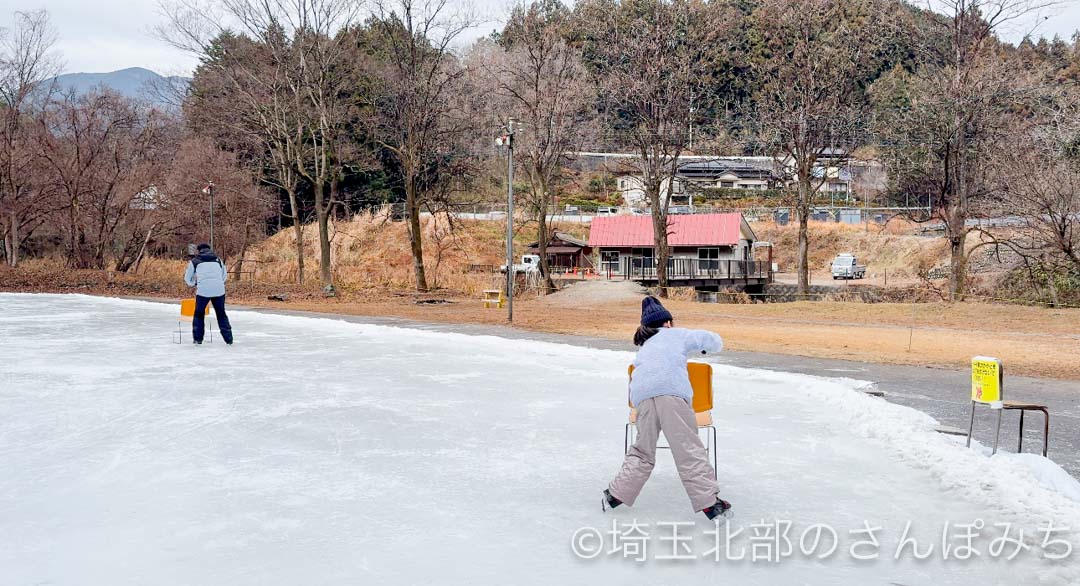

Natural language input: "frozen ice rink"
[1,294,1078,585]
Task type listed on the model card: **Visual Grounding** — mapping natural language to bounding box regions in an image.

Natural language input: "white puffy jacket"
[629,328,723,407]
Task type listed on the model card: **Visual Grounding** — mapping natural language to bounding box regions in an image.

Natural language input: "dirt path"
[236,282,1080,380]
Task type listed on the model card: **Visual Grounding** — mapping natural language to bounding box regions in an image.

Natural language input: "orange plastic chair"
[625,362,717,479]
[174,298,212,343]
[179,298,209,320]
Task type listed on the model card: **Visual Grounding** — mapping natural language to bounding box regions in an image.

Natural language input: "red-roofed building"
[588,213,770,287]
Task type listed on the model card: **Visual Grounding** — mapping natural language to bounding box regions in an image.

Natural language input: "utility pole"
[497,119,516,323]
[202,182,215,250]
[688,90,695,152]
[863,184,868,233]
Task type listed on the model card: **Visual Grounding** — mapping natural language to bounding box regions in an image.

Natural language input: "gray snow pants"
[608,395,719,512]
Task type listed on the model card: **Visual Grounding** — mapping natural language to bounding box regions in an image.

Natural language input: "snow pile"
[1,293,1078,585]
[774,368,1080,530]
[1001,453,1080,504]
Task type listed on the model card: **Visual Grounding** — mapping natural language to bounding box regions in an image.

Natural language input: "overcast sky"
[4,0,1080,76]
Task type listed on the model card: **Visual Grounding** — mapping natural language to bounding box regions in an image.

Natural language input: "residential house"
[615,175,686,209]
[524,231,593,272]
[615,153,875,209]
[587,213,768,287]
[677,158,775,191]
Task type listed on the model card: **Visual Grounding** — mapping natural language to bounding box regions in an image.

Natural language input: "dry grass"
[250,210,588,296]
[0,257,323,301]
[752,220,947,277]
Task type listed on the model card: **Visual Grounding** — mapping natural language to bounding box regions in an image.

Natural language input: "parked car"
[500,254,541,274]
[831,253,866,280]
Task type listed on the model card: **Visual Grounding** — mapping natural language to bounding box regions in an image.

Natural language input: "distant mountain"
[46,67,190,106]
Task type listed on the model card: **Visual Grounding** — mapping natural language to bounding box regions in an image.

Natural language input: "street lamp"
[201,182,215,250]
[495,120,515,323]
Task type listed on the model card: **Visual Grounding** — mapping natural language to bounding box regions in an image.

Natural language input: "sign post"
[967,356,1004,454]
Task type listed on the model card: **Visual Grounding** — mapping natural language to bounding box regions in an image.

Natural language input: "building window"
[631,247,654,271]
[601,250,620,273]
[698,247,720,271]
[719,181,735,188]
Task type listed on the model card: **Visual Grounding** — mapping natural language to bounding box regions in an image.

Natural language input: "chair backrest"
[179,298,209,317]
[627,362,713,413]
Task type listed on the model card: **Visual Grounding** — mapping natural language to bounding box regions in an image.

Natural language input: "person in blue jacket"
[183,243,234,345]
[603,296,731,519]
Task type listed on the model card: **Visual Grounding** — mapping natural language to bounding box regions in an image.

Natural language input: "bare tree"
[995,96,1080,301]
[365,0,476,292]
[159,136,275,275]
[35,92,174,269]
[160,0,361,292]
[281,0,360,295]
[483,0,590,293]
[873,0,1055,300]
[0,9,61,267]
[577,0,727,297]
[750,0,885,295]
[162,6,308,283]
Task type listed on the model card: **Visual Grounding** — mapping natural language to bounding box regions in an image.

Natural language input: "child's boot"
[702,497,732,520]
[602,489,622,512]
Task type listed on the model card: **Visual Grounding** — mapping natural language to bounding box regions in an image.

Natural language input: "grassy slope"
[251,210,589,295]
[755,221,947,277]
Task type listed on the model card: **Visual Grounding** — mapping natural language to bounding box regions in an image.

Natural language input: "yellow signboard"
[971,356,1003,404]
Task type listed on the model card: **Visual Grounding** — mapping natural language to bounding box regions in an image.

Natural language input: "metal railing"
[606,257,771,281]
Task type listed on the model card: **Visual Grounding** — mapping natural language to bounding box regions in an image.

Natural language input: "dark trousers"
[194,295,234,344]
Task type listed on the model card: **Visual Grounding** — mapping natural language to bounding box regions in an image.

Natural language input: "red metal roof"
[588,213,745,247]
[525,246,581,254]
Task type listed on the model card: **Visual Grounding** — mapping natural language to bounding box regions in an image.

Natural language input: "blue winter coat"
[184,252,228,298]
[629,328,724,407]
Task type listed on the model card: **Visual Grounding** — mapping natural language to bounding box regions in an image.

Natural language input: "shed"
[525,231,593,271]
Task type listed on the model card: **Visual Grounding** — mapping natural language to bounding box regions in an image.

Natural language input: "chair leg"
[710,426,717,481]
[1041,408,1050,458]
[1018,410,1025,453]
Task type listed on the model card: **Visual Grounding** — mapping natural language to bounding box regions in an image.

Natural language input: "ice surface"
[1,293,1078,585]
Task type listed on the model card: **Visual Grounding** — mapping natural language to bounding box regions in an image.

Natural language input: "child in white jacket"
[603,296,732,519]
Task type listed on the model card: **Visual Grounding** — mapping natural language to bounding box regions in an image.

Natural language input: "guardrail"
[425,204,933,224]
